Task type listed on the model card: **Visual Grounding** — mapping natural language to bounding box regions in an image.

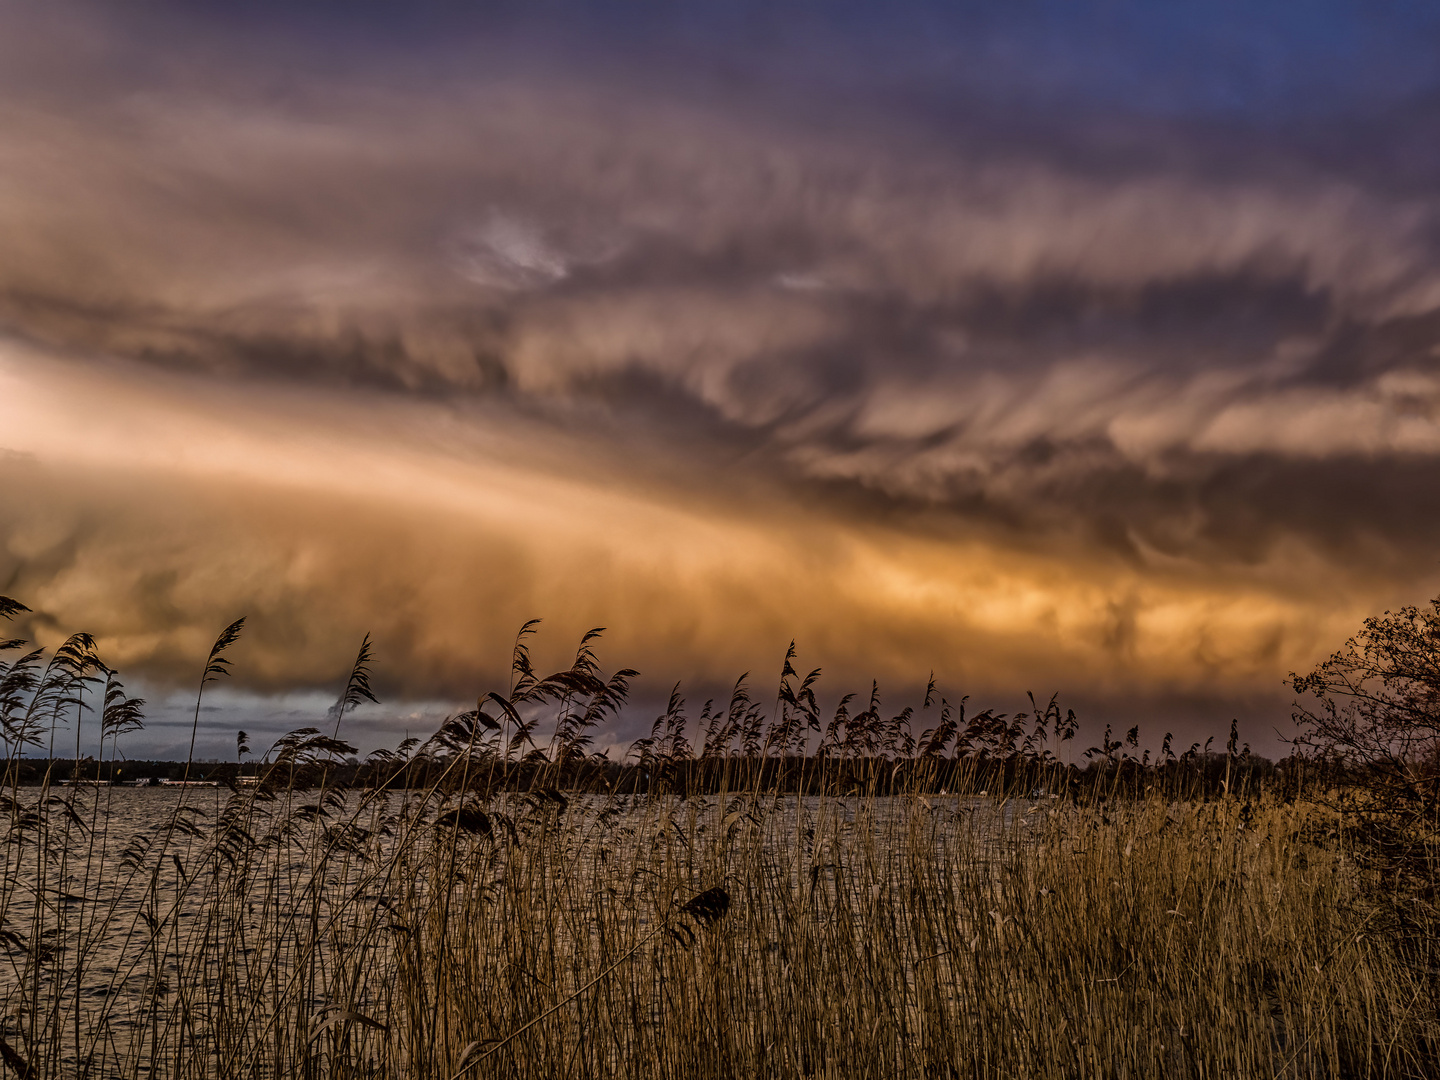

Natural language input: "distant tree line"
[5,747,1305,803]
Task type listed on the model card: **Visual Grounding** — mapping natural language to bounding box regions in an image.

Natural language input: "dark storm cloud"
[5,2,1440,754]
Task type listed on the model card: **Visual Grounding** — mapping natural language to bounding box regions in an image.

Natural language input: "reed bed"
[1,606,1436,1078]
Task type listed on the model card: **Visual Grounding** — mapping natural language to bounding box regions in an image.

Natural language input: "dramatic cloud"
[4,2,1440,753]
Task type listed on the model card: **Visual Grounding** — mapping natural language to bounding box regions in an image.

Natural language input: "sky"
[4,1,1440,759]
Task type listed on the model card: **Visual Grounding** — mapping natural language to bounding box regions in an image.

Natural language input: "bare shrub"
[1291,597,1440,970]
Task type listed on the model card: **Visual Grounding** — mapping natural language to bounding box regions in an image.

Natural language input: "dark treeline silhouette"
[2,748,1292,800]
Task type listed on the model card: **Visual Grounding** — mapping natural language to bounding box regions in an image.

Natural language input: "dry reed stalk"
[0,603,1435,1077]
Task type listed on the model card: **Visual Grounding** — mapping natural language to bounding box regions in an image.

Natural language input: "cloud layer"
[5,3,1440,752]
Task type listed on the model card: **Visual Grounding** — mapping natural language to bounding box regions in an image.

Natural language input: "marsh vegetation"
[1,599,1437,1078]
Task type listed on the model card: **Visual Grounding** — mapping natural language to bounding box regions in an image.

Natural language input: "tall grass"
[1,602,1436,1078]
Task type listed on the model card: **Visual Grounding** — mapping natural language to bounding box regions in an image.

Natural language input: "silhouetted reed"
[1,598,1436,1078]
